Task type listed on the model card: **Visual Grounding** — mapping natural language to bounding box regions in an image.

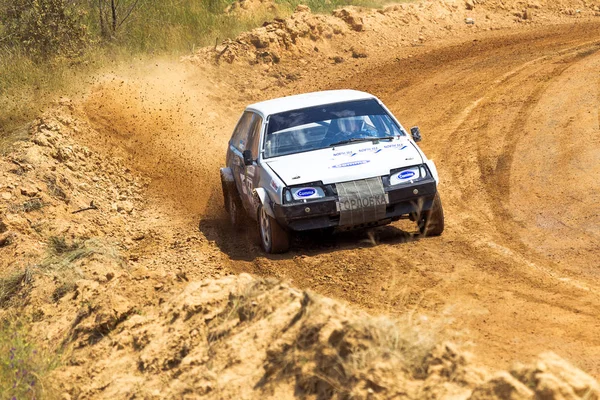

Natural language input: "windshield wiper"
[329,136,396,147]
[329,137,378,147]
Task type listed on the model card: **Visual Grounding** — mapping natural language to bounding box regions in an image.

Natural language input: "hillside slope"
[1,0,600,398]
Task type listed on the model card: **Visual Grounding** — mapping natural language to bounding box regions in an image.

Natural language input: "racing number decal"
[239,173,254,197]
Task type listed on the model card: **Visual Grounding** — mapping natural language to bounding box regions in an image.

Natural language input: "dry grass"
[48,236,83,255]
[207,278,280,344]
[258,290,446,398]
[22,197,45,213]
[44,175,68,201]
[344,314,439,378]
[51,281,77,303]
[0,0,407,152]
[0,318,60,399]
[41,237,119,272]
[0,236,122,307]
[0,238,96,307]
[40,237,123,303]
[0,269,33,308]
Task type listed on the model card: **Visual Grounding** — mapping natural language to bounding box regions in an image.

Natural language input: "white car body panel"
[247,89,374,117]
[264,136,425,186]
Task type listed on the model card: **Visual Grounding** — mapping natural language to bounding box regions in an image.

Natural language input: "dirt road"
[82,20,600,377]
[226,22,600,375]
[338,21,600,373]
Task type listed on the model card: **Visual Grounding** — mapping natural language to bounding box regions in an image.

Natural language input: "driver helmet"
[338,116,363,134]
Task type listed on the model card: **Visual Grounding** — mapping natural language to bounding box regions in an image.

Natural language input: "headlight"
[389,165,429,186]
[283,185,327,203]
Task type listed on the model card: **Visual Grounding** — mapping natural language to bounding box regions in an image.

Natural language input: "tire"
[418,192,445,236]
[258,204,290,253]
[222,180,245,227]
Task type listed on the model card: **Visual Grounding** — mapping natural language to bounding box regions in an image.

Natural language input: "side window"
[248,115,263,159]
[231,111,254,151]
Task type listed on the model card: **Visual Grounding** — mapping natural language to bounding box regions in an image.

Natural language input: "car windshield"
[263,99,405,158]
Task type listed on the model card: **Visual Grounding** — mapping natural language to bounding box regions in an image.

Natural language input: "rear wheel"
[258,204,290,253]
[418,192,445,236]
[222,181,245,227]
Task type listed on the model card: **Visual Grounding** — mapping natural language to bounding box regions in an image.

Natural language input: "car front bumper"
[272,179,438,231]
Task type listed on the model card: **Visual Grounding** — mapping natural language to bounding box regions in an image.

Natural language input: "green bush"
[0,320,58,399]
[0,0,400,149]
[0,0,89,61]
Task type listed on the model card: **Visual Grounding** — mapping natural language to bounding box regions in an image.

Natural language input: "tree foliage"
[0,0,89,61]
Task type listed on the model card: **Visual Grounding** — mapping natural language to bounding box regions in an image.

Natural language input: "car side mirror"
[242,149,254,166]
[410,126,422,142]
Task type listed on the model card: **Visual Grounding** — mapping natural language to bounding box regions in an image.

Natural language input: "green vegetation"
[1,0,89,61]
[0,319,59,399]
[0,0,392,147]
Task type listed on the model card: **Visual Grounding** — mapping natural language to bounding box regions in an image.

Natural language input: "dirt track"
[340,22,600,373]
[81,20,600,377]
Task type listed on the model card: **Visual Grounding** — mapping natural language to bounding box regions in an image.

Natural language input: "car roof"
[246,90,377,117]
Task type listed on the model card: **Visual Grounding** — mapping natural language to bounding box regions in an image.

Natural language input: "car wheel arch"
[252,187,276,218]
[220,167,235,183]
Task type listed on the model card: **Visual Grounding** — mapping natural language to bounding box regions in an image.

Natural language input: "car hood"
[264,138,425,186]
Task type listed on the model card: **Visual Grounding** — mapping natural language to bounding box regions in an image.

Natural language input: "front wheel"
[258,204,290,253]
[418,192,445,236]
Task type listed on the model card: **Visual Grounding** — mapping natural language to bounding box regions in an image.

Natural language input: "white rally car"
[220,90,444,253]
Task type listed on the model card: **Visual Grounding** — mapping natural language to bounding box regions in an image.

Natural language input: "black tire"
[418,192,445,236]
[222,180,245,227]
[258,204,290,253]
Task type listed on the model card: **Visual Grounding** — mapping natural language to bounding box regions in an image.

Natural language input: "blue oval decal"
[297,188,316,197]
[399,170,416,180]
[332,160,370,168]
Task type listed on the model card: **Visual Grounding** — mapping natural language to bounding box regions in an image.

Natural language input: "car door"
[228,111,254,202]
[242,113,264,215]
[228,111,263,215]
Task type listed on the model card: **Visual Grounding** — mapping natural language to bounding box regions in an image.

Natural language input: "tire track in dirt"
[325,22,600,375]
[443,40,600,287]
[481,48,600,284]
[507,48,600,284]
[207,24,600,374]
[77,21,600,377]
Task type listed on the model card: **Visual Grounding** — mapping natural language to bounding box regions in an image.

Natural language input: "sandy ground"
[3,2,600,396]
[76,15,600,378]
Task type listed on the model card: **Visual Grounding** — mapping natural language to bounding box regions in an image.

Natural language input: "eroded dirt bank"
[1,0,600,397]
[50,274,600,399]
